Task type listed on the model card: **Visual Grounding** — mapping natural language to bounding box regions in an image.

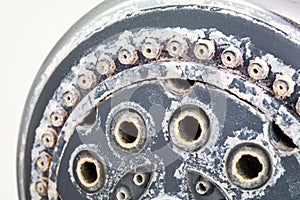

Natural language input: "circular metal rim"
[168,105,210,152]
[17,1,300,199]
[107,103,149,154]
[225,143,272,190]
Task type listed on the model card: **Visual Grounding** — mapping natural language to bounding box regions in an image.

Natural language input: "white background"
[0,0,299,199]
[0,1,100,198]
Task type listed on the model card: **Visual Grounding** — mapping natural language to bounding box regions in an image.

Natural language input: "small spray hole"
[253,68,259,74]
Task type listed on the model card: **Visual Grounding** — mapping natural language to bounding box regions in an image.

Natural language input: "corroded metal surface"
[18,1,300,200]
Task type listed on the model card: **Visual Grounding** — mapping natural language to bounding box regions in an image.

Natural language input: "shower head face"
[17,1,300,200]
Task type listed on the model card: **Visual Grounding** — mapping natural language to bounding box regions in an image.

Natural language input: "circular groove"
[109,107,148,153]
[73,150,106,193]
[169,105,210,152]
[226,143,272,190]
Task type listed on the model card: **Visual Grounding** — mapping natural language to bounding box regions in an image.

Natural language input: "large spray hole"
[271,122,297,151]
[76,107,97,134]
[178,116,202,142]
[169,105,210,152]
[236,154,263,180]
[73,150,106,193]
[118,121,139,144]
[110,107,147,152]
[80,160,98,184]
[164,78,195,95]
[226,143,272,190]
